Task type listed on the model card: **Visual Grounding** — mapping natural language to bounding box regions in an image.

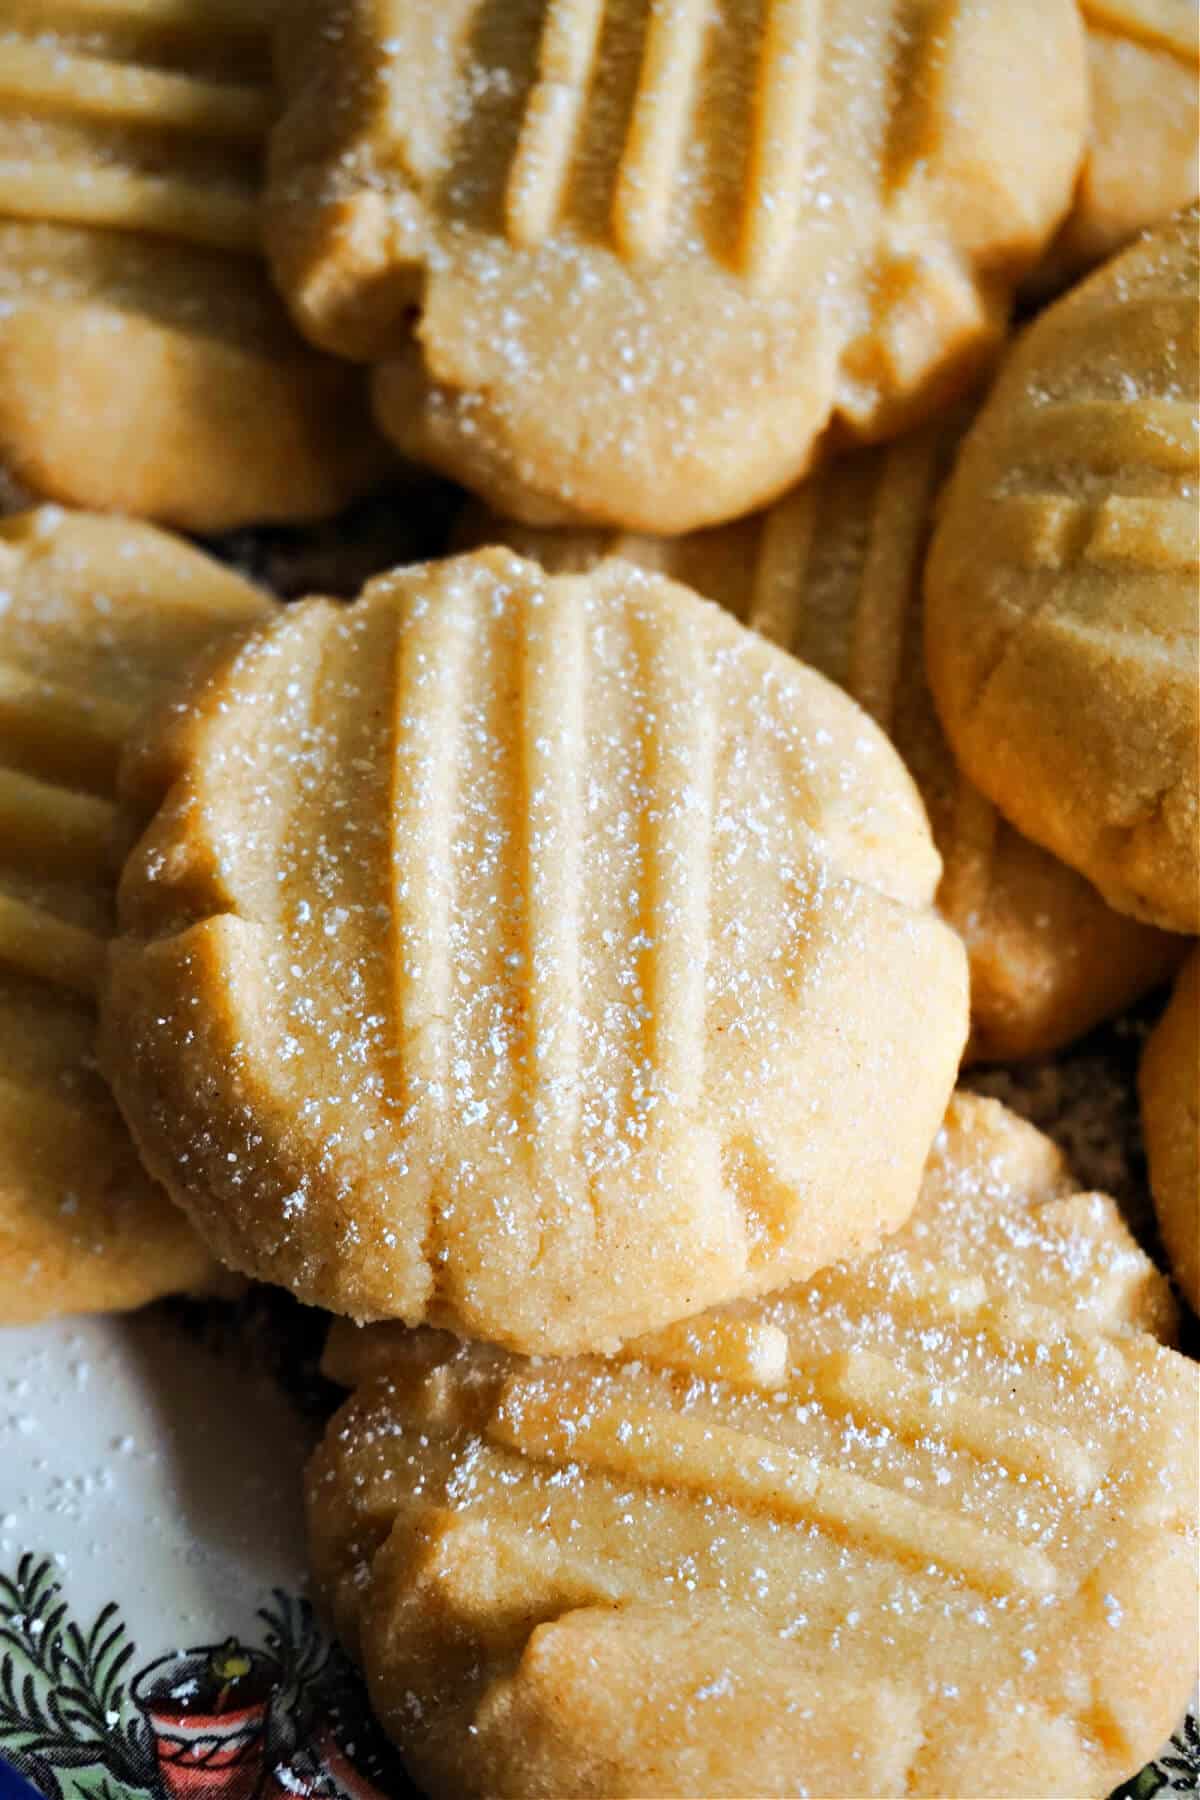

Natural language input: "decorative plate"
[0,1300,419,1800]
[1,1290,1195,1800]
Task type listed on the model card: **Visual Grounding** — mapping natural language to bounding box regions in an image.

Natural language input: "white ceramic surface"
[0,1311,407,1800]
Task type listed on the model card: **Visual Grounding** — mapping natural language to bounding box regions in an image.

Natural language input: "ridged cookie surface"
[104,549,967,1354]
[266,0,1086,532]
[1140,948,1199,1312]
[926,208,1199,934]
[0,0,387,529]
[1034,0,1198,285]
[311,1092,1195,1800]
[0,507,268,1323]
[459,421,1183,1062]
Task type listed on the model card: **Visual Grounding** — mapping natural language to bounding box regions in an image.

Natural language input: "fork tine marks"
[0,892,106,999]
[745,482,817,649]
[506,0,608,248]
[613,0,711,262]
[0,161,261,254]
[635,596,715,1115]
[847,438,941,733]
[0,41,270,142]
[741,0,820,288]
[519,582,586,1155]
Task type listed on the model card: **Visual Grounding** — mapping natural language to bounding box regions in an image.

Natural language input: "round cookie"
[103,549,967,1355]
[458,419,1184,1063]
[1140,948,1200,1312]
[0,0,389,530]
[926,208,1200,934]
[1033,1,1198,287]
[265,0,1087,533]
[310,1092,1195,1800]
[0,507,270,1323]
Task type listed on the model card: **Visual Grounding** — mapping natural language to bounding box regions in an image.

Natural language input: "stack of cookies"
[1,2,1197,1795]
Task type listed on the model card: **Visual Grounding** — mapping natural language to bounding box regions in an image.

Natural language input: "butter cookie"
[104,549,967,1354]
[1035,1,1198,286]
[0,0,388,530]
[311,1092,1195,1800]
[926,209,1199,933]
[0,507,268,1323]
[266,0,1086,532]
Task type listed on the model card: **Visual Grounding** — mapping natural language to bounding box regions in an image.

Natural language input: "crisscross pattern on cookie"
[0,507,264,1321]
[311,1095,1196,1799]
[268,0,1086,532]
[462,413,1182,1060]
[925,208,1200,933]
[105,548,966,1351]
[0,0,275,251]
[357,0,1024,295]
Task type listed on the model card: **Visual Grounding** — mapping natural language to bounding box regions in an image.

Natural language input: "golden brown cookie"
[0,506,269,1323]
[1034,1,1198,286]
[1141,948,1200,1312]
[103,548,967,1354]
[926,209,1199,935]
[0,0,389,531]
[310,1092,1195,1800]
[457,419,1184,1062]
[266,0,1087,533]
